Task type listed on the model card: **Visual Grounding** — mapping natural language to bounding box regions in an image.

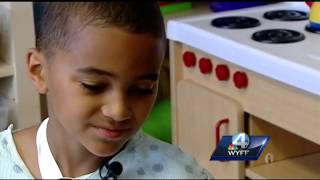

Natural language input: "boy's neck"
[46,118,105,177]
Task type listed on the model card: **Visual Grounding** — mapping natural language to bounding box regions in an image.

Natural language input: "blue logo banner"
[210,133,269,161]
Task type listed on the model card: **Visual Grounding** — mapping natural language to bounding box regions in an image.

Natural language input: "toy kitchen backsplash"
[167,2,320,179]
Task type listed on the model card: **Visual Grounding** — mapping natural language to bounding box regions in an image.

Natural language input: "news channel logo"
[210,132,269,161]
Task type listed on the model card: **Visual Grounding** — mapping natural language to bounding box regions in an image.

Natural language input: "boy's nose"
[101,94,132,122]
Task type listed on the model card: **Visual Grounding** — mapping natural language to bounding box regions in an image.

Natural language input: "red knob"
[182,51,196,68]
[306,1,313,7]
[215,64,230,81]
[233,71,248,89]
[199,58,213,74]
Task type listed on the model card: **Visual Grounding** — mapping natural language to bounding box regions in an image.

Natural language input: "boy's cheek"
[135,99,157,119]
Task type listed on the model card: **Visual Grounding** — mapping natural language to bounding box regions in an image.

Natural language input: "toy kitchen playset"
[167,2,320,179]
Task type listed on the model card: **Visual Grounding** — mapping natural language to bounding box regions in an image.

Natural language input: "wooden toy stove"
[167,2,320,179]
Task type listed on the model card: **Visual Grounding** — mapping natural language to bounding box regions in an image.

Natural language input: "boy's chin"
[89,141,128,158]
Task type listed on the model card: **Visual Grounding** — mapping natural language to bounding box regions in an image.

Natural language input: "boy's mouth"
[94,126,131,140]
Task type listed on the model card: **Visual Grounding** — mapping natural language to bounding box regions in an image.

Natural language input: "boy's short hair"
[33,2,165,59]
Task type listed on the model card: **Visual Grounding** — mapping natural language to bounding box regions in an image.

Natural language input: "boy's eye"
[133,88,155,95]
[80,82,107,94]
[130,83,157,96]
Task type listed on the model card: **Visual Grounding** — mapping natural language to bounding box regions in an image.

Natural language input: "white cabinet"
[0,2,41,130]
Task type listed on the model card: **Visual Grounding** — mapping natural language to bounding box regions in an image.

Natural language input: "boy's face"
[39,26,165,157]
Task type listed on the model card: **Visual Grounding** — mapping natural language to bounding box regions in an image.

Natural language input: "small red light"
[182,51,196,68]
[233,71,248,89]
[215,64,230,81]
[199,58,213,74]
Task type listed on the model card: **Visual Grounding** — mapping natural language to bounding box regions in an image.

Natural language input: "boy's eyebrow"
[76,67,117,78]
[76,67,159,81]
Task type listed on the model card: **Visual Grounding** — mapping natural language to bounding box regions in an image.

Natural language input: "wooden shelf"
[0,62,14,78]
[246,152,320,179]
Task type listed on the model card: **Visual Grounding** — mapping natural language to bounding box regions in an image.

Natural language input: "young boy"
[0,2,213,179]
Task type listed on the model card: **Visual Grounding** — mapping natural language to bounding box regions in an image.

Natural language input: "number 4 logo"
[232,133,250,149]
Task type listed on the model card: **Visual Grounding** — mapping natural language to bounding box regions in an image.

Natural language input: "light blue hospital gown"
[0,125,213,179]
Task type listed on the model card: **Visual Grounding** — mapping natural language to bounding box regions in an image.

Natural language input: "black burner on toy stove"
[252,29,305,44]
[211,16,261,29]
[264,10,308,21]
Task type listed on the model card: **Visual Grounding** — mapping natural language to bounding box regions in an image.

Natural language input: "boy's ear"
[25,48,48,94]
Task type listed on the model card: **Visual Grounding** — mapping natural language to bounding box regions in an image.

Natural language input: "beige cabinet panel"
[176,80,244,179]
